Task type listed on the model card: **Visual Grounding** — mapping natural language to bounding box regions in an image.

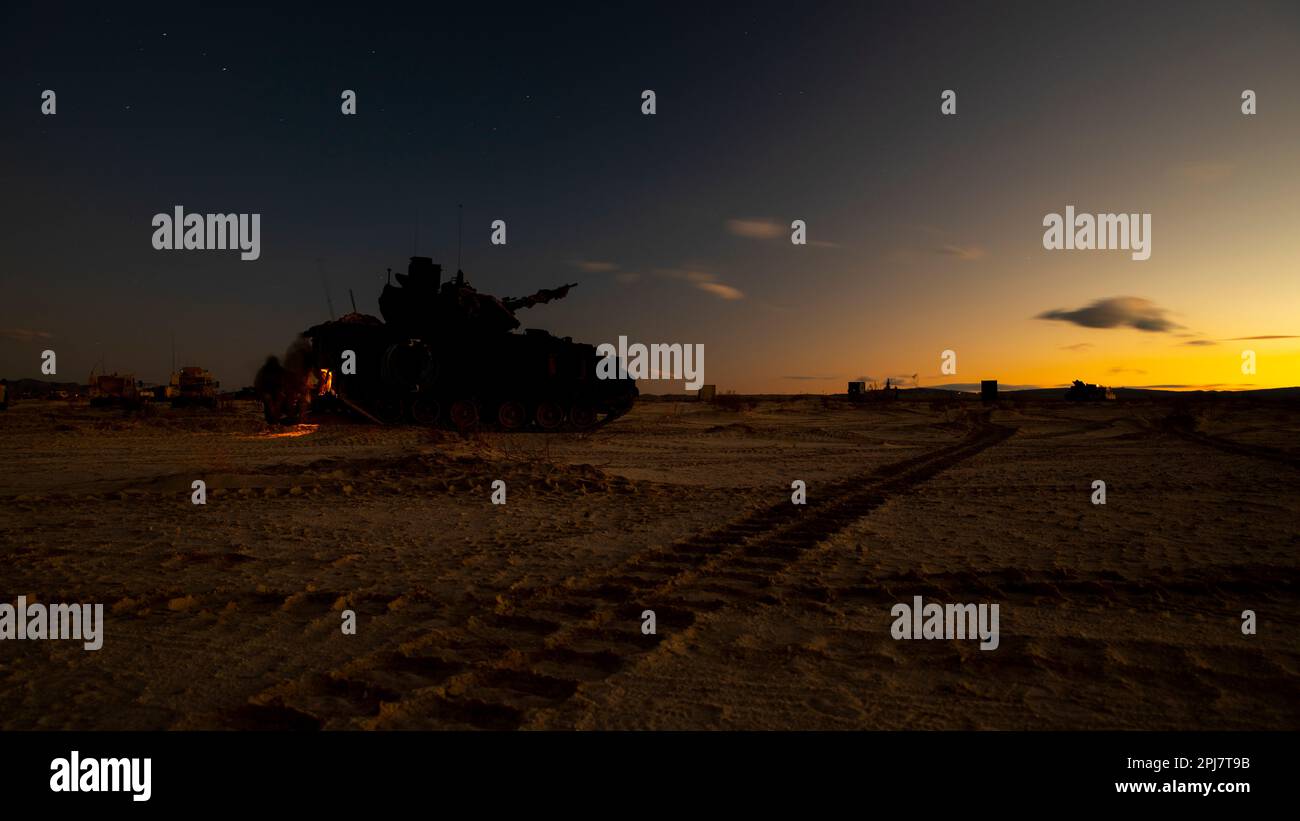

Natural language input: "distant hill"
[927,384,1300,400]
[639,385,1300,401]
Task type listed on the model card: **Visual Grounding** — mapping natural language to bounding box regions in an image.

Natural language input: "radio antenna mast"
[318,258,336,319]
[457,203,464,271]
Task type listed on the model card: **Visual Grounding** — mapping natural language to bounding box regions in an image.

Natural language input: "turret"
[377,258,577,339]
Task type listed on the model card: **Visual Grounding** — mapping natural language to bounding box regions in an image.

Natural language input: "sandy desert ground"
[1,395,1297,730]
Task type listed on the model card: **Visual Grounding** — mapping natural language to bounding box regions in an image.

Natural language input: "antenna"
[318,258,336,319]
[457,203,463,271]
[349,289,358,313]
[171,332,176,374]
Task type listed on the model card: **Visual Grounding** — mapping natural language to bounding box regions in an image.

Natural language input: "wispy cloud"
[1223,335,1298,340]
[572,259,619,273]
[888,224,987,262]
[1109,366,1147,375]
[1060,343,1093,351]
[571,259,640,285]
[783,375,838,381]
[695,281,744,300]
[725,217,840,247]
[1036,296,1181,333]
[0,328,53,343]
[938,244,987,261]
[657,268,745,301]
[726,218,784,240]
[1182,335,1296,346]
[1170,161,1234,184]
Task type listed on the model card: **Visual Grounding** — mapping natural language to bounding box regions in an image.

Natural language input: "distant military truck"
[171,367,220,408]
[89,373,142,408]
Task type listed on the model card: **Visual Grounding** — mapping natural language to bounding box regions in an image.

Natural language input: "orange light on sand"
[253,424,320,440]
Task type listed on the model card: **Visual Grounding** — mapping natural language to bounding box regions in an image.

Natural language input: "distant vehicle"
[850,378,899,403]
[145,384,178,401]
[88,372,142,408]
[1063,379,1115,401]
[171,366,220,408]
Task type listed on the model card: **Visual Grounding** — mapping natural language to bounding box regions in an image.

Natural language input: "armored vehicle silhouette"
[171,367,220,408]
[1063,379,1115,401]
[261,257,637,429]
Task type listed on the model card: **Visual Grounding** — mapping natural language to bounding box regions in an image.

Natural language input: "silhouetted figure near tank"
[254,352,310,424]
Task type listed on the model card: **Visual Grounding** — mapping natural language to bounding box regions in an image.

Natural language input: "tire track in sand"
[238,419,1018,729]
[1160,417,1300,470]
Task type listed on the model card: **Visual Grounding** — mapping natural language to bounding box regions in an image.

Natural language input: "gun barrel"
[503,283,578,311]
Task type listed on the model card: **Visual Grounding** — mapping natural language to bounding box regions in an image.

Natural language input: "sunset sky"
[2,1,1297,392]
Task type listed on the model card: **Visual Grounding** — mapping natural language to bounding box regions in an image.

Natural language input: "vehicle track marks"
[243,421,1018,729]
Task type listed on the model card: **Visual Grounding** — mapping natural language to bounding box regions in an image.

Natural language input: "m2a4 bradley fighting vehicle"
[258,257,638,430]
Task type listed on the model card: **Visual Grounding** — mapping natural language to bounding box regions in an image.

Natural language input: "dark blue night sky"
[3,1,1297,390]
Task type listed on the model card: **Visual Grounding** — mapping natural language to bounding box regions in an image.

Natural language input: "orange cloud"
[695,281,745,300]
[657,267,746,301]
[726,218,784,240]
[573,260,619,273]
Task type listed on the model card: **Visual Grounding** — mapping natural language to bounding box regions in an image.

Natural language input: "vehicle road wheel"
[535,400,565,430]
[570,404,597,429]
[410,397,440,425]
[497,399,526,430]
[373,398,403,425]
[450,399,479,430]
